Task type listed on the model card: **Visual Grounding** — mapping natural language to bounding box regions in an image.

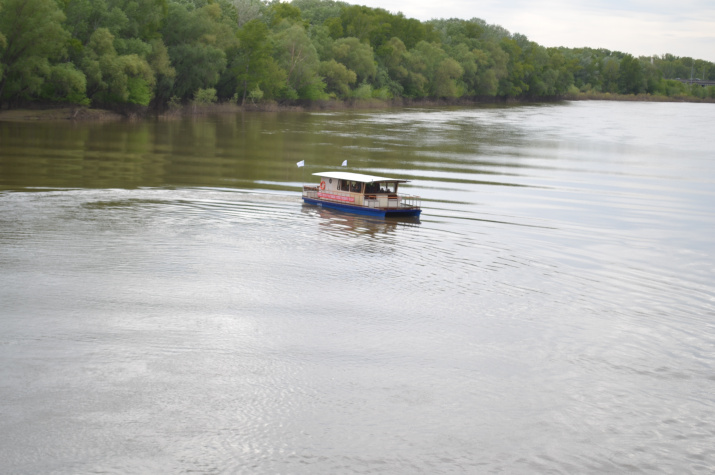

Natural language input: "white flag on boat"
[341,160,347,166]
[296,160,305,167]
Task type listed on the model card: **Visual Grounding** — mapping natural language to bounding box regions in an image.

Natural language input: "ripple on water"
[2,103,715,474]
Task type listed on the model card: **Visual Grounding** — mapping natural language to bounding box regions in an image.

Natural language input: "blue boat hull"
[302,197,421,217]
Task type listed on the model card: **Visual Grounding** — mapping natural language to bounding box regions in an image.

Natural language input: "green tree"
[233,19,285,103]
[169,42,226,100]
[661,79,688,97]
[601,56,620,93]
[378,37,409,82]
[335,5,437,50]
[374,37,409,96]
[269,2,306,28]
[64,0,174,106]
[406,41,463,98]
[63,0,128,45]
[230,0,265,27]
[273,22,324,98]
[654,54,678,79]
[259,58,289,99]
[546,48,577,95]
[618,54,644,94]
[476,42,508,96]
[0,0,70,105]
[324,16,343,39]
[331,37,376,83]
[429,18,483,51]
[109,0,168,41]
[640,58,662,94]
[448,42,506,96]
[497,38,528,96]
[570,48,603,91]
[434,57,463,97]
[318,59,356,97]
[351,80,372,99]
[81,27,155,105]
[41,62,89,105]
[64,0,166,46]
[234,19,270,102]
[519,42,550,95]
[391,15,438,49]
[160,2,228,101]
[308,24,334,61]
[430,19,509,97]
[147,38,175,101]
[291,0,343,25]
[514,41,575,96]
[0,3,5,84]
[193,87,217,104]
[338,5,377,43]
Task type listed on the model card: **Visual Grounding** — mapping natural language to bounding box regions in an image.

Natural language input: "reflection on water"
[302,204,420,236]
[1,102,714,474]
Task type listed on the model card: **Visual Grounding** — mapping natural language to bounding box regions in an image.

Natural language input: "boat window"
[365,182,379,194]
[350,181,361,193]
[378,182,396,193]
[339,180,350,191]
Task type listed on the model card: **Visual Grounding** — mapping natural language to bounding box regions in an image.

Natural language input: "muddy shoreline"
[1,94,712,122]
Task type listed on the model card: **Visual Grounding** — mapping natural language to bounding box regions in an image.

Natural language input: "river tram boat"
[302,171,422,217]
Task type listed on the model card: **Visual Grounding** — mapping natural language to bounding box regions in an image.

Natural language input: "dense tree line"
[1,0,714,110]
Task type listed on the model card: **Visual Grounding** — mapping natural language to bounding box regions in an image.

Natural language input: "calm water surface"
[1,101,714,473]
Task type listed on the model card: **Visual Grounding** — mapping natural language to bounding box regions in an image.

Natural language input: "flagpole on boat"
[296,160,305,189]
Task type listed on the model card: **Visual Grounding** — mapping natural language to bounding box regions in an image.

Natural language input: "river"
[1,101,714,473]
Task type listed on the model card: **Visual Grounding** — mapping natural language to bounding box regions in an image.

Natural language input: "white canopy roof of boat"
[312,171,410,183]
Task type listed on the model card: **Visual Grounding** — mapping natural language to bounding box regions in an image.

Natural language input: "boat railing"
[302,185,319,199]
[399,194,421,210]
[304,186,421,210]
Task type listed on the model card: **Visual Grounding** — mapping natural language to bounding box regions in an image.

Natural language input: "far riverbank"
[1,93,713,122]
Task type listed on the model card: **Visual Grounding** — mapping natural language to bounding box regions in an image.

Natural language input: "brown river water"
[1,101,714,473]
